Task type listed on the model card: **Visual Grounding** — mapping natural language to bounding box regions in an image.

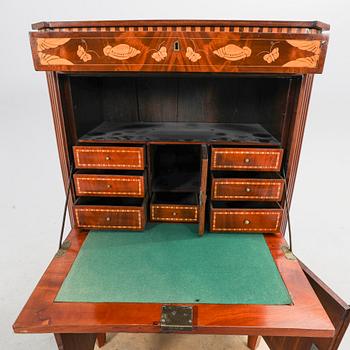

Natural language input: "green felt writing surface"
[56,224,291,305]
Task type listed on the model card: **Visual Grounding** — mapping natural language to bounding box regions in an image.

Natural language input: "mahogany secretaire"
[13,20,349,350]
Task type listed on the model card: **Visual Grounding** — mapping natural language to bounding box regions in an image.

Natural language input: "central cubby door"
[149,143,208,234]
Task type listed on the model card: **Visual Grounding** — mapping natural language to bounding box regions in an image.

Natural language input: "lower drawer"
[210,202,282,233]
[73,198,146,231]
[150,193,199,223]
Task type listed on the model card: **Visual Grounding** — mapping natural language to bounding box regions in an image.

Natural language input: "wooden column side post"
[46,72,75,227]
[280,74,314,234]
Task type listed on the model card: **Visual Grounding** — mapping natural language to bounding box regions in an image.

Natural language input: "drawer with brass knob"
[150,193,199,223]
[73,146,145,170]
[73,197,146,231]
[211,147,283,171]
[211,172,284,201]
[210,202,282,233]
[74,172,145,198]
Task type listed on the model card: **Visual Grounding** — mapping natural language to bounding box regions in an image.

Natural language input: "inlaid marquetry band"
[212,211,282,232]
[75,148,143,169]
[75,176,143,196]
[212,150,282,170]
[41,26,320,34]
[213,180,283,200]
[75,208,142,229]
[151,205,198,222]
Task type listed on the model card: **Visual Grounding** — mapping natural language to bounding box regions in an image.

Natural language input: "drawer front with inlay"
[210,207,282,233]
[74,174,145,198]
[212,178,284,201]
[151,205,199,223]
[73,146,145,170]
[74,205,145,231]
[211,148,283,171]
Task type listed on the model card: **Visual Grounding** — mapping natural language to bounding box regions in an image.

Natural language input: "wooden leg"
[248,335,261,350]
[96,333,107,348]
[54,333,97,350]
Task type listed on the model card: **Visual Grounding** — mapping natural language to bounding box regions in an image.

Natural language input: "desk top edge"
[31,19,330,31]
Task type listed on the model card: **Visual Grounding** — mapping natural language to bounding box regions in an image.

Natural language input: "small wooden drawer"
[211,173,284,201]
[73,146,145,170]
[211,147,283,171]
[74,172,145,198]
[210,202,282,233]
[150,193,199,223]
[73,198,146,231]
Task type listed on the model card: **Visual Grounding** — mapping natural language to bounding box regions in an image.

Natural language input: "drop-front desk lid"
[13,224,348,345]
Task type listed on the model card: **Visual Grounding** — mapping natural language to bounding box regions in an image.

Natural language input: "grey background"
[0,0,349,349]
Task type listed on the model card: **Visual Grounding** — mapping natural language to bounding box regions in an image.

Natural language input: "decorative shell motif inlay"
[36,38,73,66]
[186,47,201,62]
[213,44,252,61]
[151,46,167,62]
[283,40,321,68]
[103,44,140,60]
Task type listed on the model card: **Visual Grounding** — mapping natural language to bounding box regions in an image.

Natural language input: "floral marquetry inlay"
[32,34,327,73]
[37,38,73,66]
[283,40,321,68]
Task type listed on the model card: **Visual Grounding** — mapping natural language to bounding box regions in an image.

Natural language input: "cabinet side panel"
[280,74,314,234]
[46,72,75,226]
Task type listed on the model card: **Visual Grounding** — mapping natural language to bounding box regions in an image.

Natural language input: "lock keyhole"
[174,41,180,51]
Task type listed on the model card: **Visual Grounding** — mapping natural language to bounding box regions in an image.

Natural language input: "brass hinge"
[281,245,297,260]
[160,305,193,332]
[55,240,71,258]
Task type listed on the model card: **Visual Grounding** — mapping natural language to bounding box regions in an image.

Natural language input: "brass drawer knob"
[244,219,250,225]
[245,187,251,192]
[107,184,112,189]
[172,212,177,216]
[105,156,111,161]
[106,216,111,222]
[244,158,250,163]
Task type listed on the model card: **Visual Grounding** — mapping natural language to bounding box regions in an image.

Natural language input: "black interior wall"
[69,74,294,142]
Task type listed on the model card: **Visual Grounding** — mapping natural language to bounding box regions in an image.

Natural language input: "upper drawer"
[29,31,328,74]
[211,148,283,171]
[73,146,145,170]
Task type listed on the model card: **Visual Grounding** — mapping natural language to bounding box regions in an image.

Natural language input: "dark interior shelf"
[152,173,201,193]
[79,122,280,145]
[151,192,199,205]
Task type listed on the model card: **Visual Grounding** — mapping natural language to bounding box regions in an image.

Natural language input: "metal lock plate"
[160,305,193,331]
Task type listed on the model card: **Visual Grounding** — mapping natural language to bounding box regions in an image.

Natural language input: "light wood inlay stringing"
[151,205,198,222]
[75,208,142,229]
[212,211,282,232]
[213,180,283,200]
[75,148,143,168]
[75,176,143,196]
[212,150,282,170]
